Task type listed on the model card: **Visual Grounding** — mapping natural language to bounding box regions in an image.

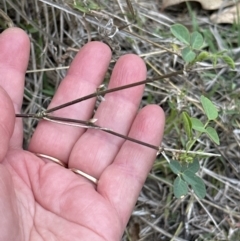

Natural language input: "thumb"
[0,87,15,162]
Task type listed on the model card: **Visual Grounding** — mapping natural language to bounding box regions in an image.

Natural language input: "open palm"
[0,28,164,241]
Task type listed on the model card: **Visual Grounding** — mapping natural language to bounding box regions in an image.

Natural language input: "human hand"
[0,28,165,241]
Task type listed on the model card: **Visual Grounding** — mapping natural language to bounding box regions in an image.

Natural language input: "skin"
[0,27,165,241]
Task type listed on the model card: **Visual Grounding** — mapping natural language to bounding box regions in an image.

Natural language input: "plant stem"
[15,115,221,157]
[44,115,162,151]
[15,113,39,118]
[45,70,183,114]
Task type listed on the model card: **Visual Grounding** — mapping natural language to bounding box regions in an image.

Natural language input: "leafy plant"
[170,23,235,69]
[167,24,232,200]
[170,158,206,199]
[192,95,220,146]
[170,24,203,63]
[169,95,220,199]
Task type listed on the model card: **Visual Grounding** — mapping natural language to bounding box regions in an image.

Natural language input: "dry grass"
[0,0,240,240]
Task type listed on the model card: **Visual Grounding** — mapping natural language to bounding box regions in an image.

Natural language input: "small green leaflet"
[169,160,181,175]
[182,111,192,139]
[206,126,220,145]
[190,31,204,49]
[200,95,218,120]
[173,176,188,198]
[171,159,205,199]
[182,169,198,185]
[182,46,196,63]
[191,176,206,199]
[187,158,200,173]
[182,170,206,199]
[170,24,190,45]
[181,162,188,172]
[190,117,206,132]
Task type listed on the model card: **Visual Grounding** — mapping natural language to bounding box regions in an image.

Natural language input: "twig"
[44,70,183,114]
[16,114,221,158]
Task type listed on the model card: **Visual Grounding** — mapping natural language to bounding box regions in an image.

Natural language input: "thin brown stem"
[44,70,183,114]
[44,115,162,152]
[15,113,39,118]
[15,114,220,157]
[15,70,182,154]
[15,113,162,152]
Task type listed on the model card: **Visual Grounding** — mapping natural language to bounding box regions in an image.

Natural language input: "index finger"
[0,28,30,148]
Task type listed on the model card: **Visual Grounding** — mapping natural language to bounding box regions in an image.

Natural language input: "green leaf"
[200,95,218,120]
[181,163,188,172]
[206,127,220,145]
[181,47,196,63]
[187,158,200,173]
[170,24,190,45]
[195,51,210,62]
[182,170,198,185]
[190,117,206,132]
[173,176,188,198]
[221,55,235,69]
[169,160,181,175]
[181,111,192,139]
[182,171,206,199]
[191,176,206,199]
[190,31,204,49]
